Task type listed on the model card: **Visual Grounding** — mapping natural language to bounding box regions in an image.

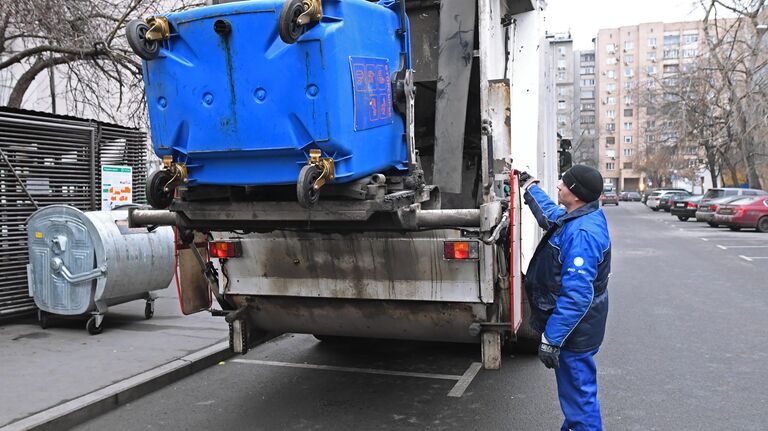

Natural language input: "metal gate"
[0,108,147,318]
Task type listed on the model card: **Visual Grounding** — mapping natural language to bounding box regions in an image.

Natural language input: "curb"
[0,340,232,431]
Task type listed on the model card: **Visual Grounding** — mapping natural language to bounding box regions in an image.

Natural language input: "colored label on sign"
[101,165,133,211]
[349,56,393,131]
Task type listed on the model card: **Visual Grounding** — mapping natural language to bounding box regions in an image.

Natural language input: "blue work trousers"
[555,348,602,431]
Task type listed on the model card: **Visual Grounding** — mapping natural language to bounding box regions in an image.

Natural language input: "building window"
[606,110,616,119]
[624,135,633,144]
[558,100,567,109]
[606,123,616,133]
[606,137,615,145]
[647,51,657,60]
[558,115,568,125]
[624,122,633,130]
[557,59,567,70]
[581,90,595,99]
[607,83,616,93]
[580,116,595,124]
[624,81,633,90]
[606,43,616,53]
[581,53,595,62]
[664,34,680,45]
[581,79,595,86]
[559,87,567,96]
[682,49,698,58]
[623,162,633,169]
[559,46,567,56]
[607,70,616,79]
[624,95,633,105]
[624,108,633,117]
[663,49,679,59]
[580,66,595,75]
[607,57,617,65]
[645,79,656,89]
[625,55,634,63]
[606,96,616,105]
[683,33,699,44]
[606,162,616,170]
[557,71,566,80]
[624,67,634,77]
[646,134,656,143]
[646,120,656,130]
[663,64,679,73]
[581,103,595,111]
[648,37,657,47]
[624,41,634,51]
[624,148,634,157]
[646,65,657,75]
[647,106,657,115]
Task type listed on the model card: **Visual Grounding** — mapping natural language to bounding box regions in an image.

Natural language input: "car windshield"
[703,189,724,199]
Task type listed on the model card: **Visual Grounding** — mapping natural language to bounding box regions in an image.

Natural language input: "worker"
[518,165,610,431]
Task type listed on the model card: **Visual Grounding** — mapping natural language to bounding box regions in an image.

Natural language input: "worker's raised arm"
[523,183,566,230]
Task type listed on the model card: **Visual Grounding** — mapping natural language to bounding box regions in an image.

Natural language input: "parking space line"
[739,256,754,262]
[717,245,768,249]
[741,256,768,260]
[232,358,463,381]
[447,362,483,398]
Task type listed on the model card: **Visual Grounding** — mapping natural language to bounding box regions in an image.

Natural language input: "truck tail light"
[209,240,242,258]
[444,241,479,260]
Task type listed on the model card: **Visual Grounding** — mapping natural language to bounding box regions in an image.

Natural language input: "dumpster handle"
[50,257,106,284]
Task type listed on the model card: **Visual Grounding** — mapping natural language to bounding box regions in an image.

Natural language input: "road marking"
[740,256,768,260]
[717,245,768,249]
[447,362,483,398]
[232,358,482,397]
[739,255,753,262]
[701,238,709,241]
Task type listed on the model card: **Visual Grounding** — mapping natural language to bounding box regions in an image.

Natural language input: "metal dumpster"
[26,205,175,334]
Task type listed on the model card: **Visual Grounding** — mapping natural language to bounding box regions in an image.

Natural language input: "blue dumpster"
[138,0,411,188]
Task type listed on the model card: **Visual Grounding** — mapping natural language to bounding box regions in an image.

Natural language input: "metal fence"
[0,108,147,318]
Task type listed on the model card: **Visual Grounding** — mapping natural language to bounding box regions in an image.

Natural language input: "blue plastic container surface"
[143,0,411,186]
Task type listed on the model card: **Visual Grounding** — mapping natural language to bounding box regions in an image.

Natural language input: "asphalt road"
[75,202,768,431]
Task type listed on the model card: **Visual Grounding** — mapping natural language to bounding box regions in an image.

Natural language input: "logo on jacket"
[573,256,585,267]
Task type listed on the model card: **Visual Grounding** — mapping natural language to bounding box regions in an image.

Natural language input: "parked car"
[601,192,619,206]
[670,195,703,221]
[646,189,690,211]
[659,191,693,212]
[714,196,768,232]
[625,191,641,201]
[696,188,767,226]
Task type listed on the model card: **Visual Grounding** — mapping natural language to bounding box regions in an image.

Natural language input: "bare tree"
[0,0,200,125]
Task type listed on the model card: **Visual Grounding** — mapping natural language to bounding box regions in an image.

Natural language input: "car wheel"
[729,226,741,231]
[707,222,719,228]
[757,216,768,233]
[651,208,659,212]
[677,216,689,222]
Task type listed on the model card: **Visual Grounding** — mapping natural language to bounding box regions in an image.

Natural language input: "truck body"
[130,0,556,369]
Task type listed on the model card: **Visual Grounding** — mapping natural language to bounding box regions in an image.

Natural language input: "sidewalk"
[0,284,230,430]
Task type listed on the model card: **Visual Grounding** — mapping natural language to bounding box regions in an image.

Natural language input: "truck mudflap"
[174,229,212,314]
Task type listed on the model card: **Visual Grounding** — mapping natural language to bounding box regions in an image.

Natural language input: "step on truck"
[127,0,554,369]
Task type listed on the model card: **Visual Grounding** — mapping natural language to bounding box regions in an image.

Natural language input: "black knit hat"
[562,165,603,203]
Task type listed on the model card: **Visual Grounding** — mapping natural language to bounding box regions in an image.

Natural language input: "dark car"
[625,191,641,201]
[715,196,768,232]
[696,188,767,225]
[670,195,703,221]
[601,192,619,206]
[659,191,693,212]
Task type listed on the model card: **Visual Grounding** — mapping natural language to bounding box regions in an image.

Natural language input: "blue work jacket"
[523,185,610,353]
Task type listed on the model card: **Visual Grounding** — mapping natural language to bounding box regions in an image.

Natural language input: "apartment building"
[550,33,575,142]
[573,49,598,168]
[595,21,705,192]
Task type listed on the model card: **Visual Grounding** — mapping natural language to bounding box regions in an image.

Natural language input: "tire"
[147,169,174,209]
[757,216,768,233]
[38,310,49,330]
[677,216,689,222]
[278,0,306,44]
[707,222,719,228]
[144,301,154,320]
[126,19,160,60]
[651,208,659,212]
[297,164,322,208]
[86,316,103,335]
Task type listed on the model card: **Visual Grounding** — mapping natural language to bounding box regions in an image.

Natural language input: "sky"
[544,0,710,49]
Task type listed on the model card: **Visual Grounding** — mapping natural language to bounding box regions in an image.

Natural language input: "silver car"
[646,190,689,211]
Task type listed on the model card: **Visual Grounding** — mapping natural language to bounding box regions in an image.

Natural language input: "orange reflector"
[444,241,480,260]
[209,240,242,259]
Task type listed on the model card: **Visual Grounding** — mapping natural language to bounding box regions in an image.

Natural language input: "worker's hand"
[518,171,539,190]
[538,342,560,369]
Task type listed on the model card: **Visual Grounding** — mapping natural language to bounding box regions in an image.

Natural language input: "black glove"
[538,342,560,369]
[518,171,539,190]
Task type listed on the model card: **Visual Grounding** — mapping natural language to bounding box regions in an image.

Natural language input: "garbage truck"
[126,0,556,369]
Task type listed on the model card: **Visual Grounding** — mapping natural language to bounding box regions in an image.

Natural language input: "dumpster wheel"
[86,316,104,335]
[297,164,322,208]
[126,19,161,60]
[147,169,175,209]
[278,0,307,44]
